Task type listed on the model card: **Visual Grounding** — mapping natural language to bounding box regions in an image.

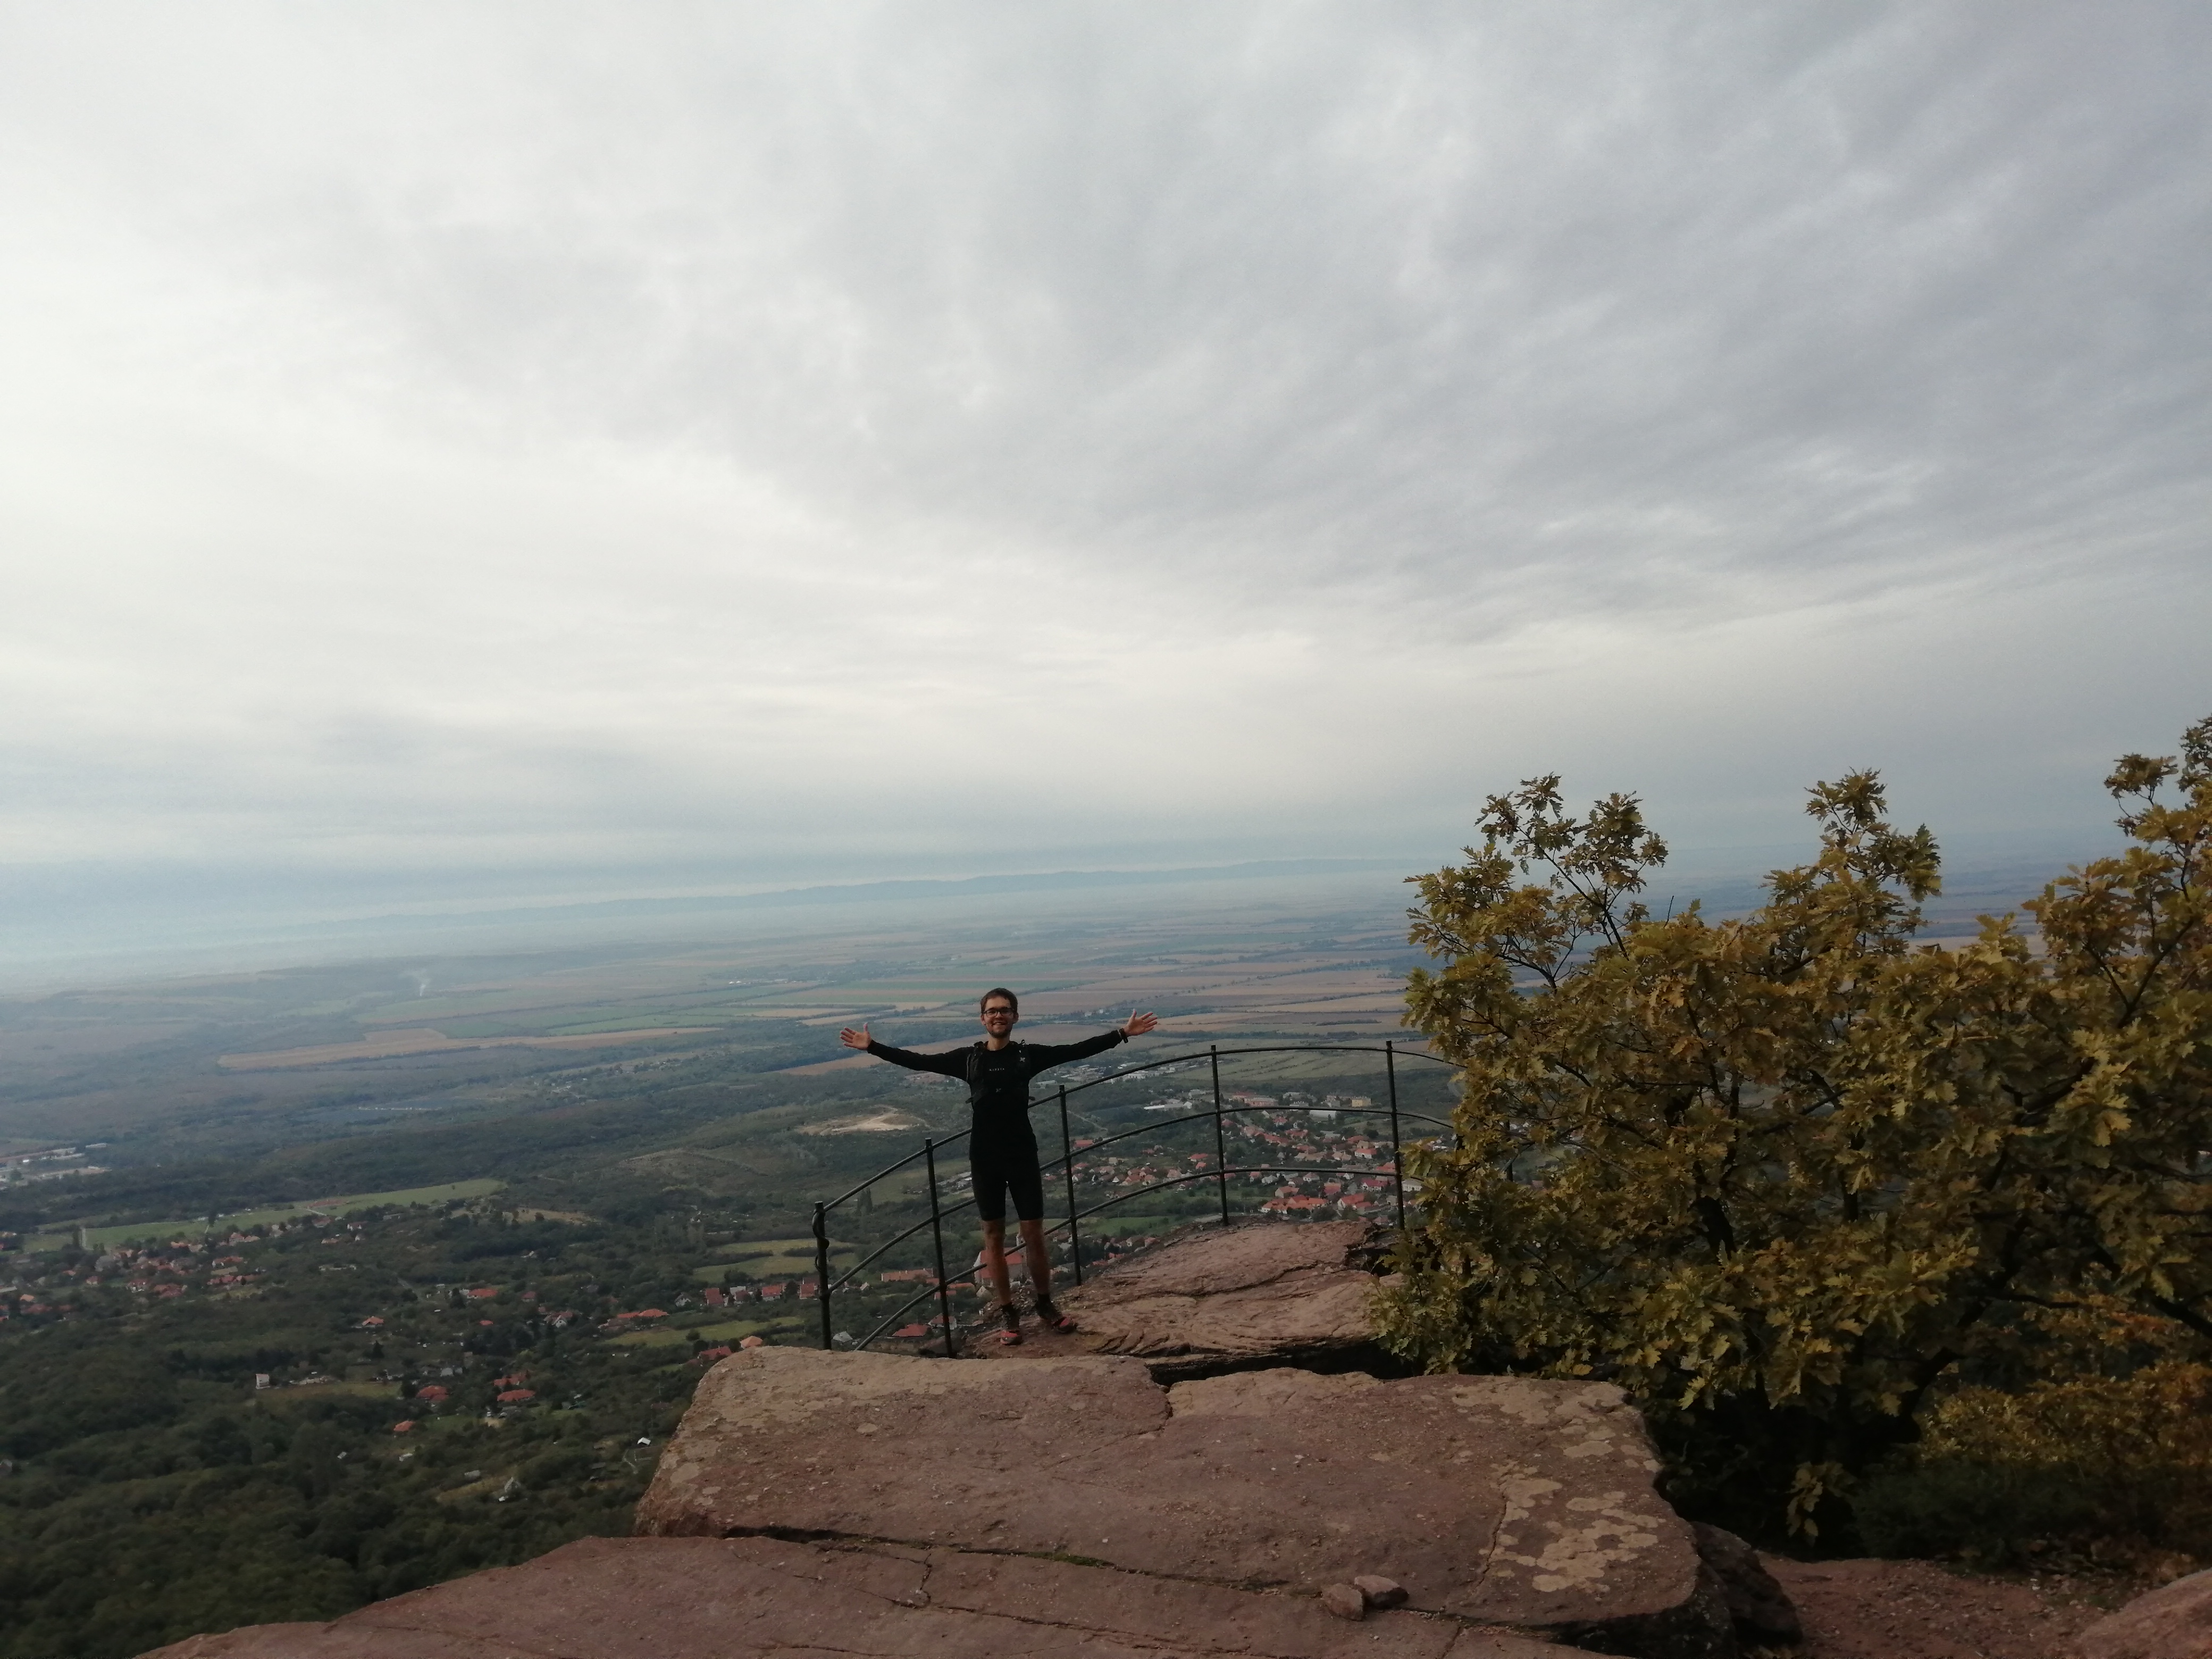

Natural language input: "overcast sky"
[2,3,2207,948]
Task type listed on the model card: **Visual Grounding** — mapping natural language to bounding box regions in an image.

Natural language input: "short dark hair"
[979,987,1019,1017]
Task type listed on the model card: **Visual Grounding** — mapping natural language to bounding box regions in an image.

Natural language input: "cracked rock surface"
[143,1534,1606,1658]
[1016,1219,1392,1379]
[136,1226,1738,1659]
[635,1345,1716,1645]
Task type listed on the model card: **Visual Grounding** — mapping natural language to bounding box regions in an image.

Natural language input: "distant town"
[0,1143,111,1186]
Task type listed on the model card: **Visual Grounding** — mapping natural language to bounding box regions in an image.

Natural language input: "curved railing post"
[1058,1084,1082,1286]
[812,1201,832,1350]
[924,1138,953,1356]
[1210,1046,1230,1227]
[1386,1040,1406,1232]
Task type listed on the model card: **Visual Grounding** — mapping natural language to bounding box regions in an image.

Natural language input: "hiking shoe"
[994,1302,1023,1345]
[1033,1295,1075,1334]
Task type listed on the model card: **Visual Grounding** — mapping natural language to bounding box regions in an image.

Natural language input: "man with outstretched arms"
[841,989,1158,1346]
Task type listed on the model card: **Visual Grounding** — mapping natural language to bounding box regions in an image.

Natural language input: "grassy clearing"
[1082,1211,1187,1238]
[607,1314,807,1348]
[37,1178,506,1251]
[708,1235,815,1256]
[695,1254,849,1281]
[259,1380,401,1405]
[703,1238,858,1278]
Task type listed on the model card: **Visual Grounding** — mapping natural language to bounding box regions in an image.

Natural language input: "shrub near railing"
[807,1042,1462,1354]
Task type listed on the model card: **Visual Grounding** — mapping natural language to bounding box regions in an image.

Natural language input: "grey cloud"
[0,2,2206,939]
[152,3,2201,616]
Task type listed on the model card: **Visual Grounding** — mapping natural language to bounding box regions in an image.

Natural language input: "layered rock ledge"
[140,1222,1752,1659]
[1008,1218,1397,1379]
[636,1345,1730,1654]
[149,1534,1609,1658]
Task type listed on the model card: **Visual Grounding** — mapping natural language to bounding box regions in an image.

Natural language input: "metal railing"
[805,1041,1460,1355]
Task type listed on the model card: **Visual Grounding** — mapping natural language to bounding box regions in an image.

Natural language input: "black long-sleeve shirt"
[865,1029,1127,1142]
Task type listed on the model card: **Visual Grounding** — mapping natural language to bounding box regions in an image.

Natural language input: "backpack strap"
[963,1041,1023,1105]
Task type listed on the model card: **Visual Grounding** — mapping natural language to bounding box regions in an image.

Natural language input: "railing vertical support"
[1210,1045,1230,1227]
[812,1201,832,1350]
[924,1139,953,1356]
[1059,1085,1083,1286]
[1386,1040,1406,1232]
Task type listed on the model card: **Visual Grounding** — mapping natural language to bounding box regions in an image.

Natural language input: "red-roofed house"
[391,1420,416,1435]
[495,1388,534,1404]
[414,1385,449,1403]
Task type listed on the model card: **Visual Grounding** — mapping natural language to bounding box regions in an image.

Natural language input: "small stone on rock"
[1320,1582,1367,1621]
[1353,1574,1408,1610]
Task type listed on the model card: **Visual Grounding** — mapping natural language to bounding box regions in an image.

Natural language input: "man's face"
[981,999,1016,1037]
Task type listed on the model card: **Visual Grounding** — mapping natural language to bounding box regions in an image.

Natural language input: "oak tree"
[1379,717,2212,1535]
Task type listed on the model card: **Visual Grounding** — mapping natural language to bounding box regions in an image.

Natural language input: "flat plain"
[0,841,2068,1245]
[0,867,1444,1245]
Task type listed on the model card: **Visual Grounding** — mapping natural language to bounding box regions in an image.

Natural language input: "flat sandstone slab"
[1033,1219,1387,1376]
[143,1535,1605,1659]
[635,1345,1704,1635]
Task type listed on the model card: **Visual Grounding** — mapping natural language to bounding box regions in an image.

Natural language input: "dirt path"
[1766,1556,2124,1659]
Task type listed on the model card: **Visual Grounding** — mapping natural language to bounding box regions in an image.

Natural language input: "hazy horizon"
[0,818,2124,993]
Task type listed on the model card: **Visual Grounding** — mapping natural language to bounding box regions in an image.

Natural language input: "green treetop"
[1380,717,2212,1536]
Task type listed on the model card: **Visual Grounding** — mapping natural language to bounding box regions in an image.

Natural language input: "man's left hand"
[1121,1011,1159,1037]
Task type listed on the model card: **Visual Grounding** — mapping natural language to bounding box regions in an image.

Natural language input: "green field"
[35,1178,506,1251]
[699,1236,858,1279]
[607,1314,809,1348]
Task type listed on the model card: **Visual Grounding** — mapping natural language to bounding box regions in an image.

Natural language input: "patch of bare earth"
[797,1108,924,1135]
[1764,1556,2125,1659]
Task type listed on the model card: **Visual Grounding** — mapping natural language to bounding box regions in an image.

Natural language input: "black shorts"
[970,1129,1045,1224]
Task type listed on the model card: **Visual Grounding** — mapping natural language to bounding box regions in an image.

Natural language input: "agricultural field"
[33,1180,507,1253]
[0,872,1443,1247]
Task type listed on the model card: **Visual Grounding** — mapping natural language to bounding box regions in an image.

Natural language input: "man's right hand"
[839,1025,872,1051]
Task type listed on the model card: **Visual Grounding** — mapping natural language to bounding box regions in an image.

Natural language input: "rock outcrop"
[636,1344,1733,1655]
[138,1220,1759,1659]
[2075,1566,2212,1659]
[1690,1523,1803,1648]
[146,1534,1612,1658]
[1012,1218,1395,1378]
